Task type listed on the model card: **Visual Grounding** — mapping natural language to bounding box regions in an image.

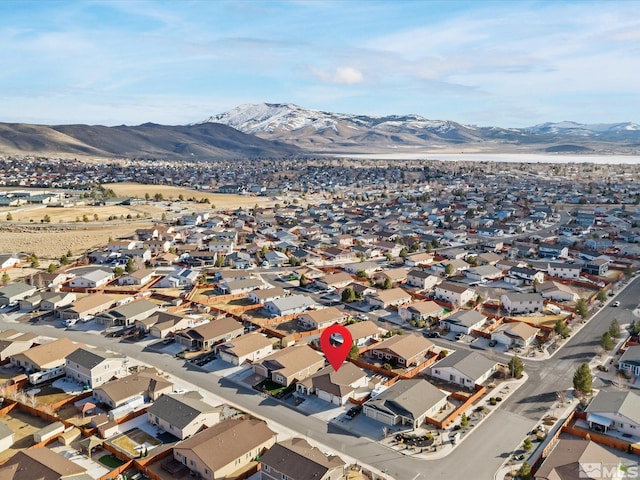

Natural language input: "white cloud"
[310,66,364,85]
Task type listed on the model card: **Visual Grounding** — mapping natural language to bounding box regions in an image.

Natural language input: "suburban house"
[537,281,579,302]
[260,438,345,480]
[146,313,200,338]
[433,281,475,307]
[117,268,156,286]
[315,272,354,291]
[217,278,265,295]
[491,322,540,348]
[65,348,127,388]
[405,270,440,290]
[67,267,114,289]
[583,256,610,276]
[263,294,316,317]
[172,418,276,480]
[367,288,413,309]
[248,287,286,305]
[547,262,581,280]
[0,422,13,455]
[147,392,221,440]
[429,350,497,387]
[93,367,173,408]
[0,447,89,480]
[398,301,443,323]
[363,379,448,428]
[297,307,346,331]
[405,252,434,267]
[58,294,114,320]
[432,258,469,276]
[217,333,275,366]
[534,439,622,480]
[464,265,503,282]
[155,268,199,288]
[342,321,383,347]
[253,345,325,387]
[0,333,34,361]
[0,282,37,306]
[37,292,77,311]
[501,293,544,314]
[0,254,20,271]
[296,363,369,406]
[618,346,640,377]
[175,317,244,351]
[538,243,569,259]
[440,310,486,335]
[96,299,159,328]
[366,334,433,367]
[505,266,545,286]
[372,267,409,287]
[11,337,83,374]
[584,390,640,436]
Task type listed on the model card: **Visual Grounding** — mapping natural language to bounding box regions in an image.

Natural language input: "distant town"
[0,154,638,480]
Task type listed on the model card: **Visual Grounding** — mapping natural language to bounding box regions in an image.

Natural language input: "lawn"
[256,379,289,396]
[99,454,125,468]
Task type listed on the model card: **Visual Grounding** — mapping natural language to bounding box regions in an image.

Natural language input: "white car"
[612,301,620,307]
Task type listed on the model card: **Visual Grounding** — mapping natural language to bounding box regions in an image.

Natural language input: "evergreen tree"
[609,319,621,339]
[596,289,607,303]
[341,288,356,303]
[573,363,593,395]
[575,298,589,319]
[554,319,570,339]
[600,331,613,351]
[508,355,524,378]
[125,257,135,273]
[518,461,531,480]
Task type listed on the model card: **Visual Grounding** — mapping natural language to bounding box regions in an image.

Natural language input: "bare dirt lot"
[0,408,50,461]
[1,204,163,224]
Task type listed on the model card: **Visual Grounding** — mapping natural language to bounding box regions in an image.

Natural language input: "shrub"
[489,397,497,405]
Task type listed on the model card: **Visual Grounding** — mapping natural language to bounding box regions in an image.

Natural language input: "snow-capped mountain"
[202,103,640,154]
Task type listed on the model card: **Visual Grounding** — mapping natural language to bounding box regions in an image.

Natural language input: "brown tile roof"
[0,447,87,480]
[370,334,433,361]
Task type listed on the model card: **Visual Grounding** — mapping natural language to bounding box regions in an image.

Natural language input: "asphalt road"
[0,274,637,480]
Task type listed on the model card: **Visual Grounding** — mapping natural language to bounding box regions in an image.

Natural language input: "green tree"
[575,298,589,319]
[125,257,135,273]
[628,320,640,337]
[60,254,70,265]
[355,270,368,279]
[93,213,99,221]
[532,277,539,292]
[522,437,532,451]
[600,331,613,351]
[460,412,469,428]
[508,355,524,378]
[82,214,89,223]
[425,243,433,253]
[625,265,633,278]
[5,212,12,221]
[113,266,125,277]
[518,461,532,480]
[29,254,39,268]
[341,288,356,303]
[178,194,184,201]
[348,344,359,360]
[383,277,392,290]
[596,289,607,303]
[1,271,9,285]
[399,248,408,259]
[444,263,454,276]
[47,263,57,273]
[153,193,164,202]
[554,319,570,339]
[385,253,393,262]
[42,214,51,223]
[609,319,621,339]
[573,363,593,395]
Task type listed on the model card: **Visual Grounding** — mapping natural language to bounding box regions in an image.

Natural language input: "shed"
[33,421,65,443]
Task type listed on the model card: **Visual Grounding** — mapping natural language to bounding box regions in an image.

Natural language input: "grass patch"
[99,454,124,468]
[256,379,288,396]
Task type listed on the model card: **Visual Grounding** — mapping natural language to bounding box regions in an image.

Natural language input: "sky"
[1,0,639,127]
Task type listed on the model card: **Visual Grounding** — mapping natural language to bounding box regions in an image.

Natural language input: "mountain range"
[1,103,638,160]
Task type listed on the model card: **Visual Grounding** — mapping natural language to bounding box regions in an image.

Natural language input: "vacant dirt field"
[102,182,277,208]
[0,223,152,259]
[0,408,50,461]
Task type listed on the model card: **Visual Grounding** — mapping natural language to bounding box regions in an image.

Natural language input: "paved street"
[0,275,637,480]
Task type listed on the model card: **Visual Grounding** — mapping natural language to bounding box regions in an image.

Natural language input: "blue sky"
[1,0,639,127]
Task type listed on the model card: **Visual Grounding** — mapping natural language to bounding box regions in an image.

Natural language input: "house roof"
[365,379,447,422]
[319,272,353,286]
[104,299,158,319]
[585,390,640,426]
[0,446,87,480]
[496,321,539,341]
[259,438,345,480]
[267,294,316,312]
[436,281,472,294]
[148,392,219,430]
[185,317,243,341]
[534,439,621,480]
[502,292,544,303]
[538,281,575,295]
[250,287,286,300]
[218,333,274,359]
[372,288,411,303]
[370,334,433,361]
[619,346,640,365]
[298,307,345,326]
[14,337,83,370]
[431,350,496,382]
[257,345,324,379]
[174,418,275,474]
[442,309,486,328]
[301,363,366,398]
[67,294,114,314]
[406,301,442,316]
[94,368,172,404]
[0,282,34,298]
[66,348,123,370]
[345,320,381,340]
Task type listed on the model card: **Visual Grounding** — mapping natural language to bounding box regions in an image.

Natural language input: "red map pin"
[320,324,353,372]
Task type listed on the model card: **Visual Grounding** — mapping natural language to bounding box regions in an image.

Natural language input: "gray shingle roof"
[431,350,496,382]
[147,393,219,430]
[365,379,446,421]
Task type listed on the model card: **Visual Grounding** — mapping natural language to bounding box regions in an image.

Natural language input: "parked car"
[455,333,465,341]
[488,339,498,347]
[423,331,440,338]
[612,301,620,307]
[346,405,362,419]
